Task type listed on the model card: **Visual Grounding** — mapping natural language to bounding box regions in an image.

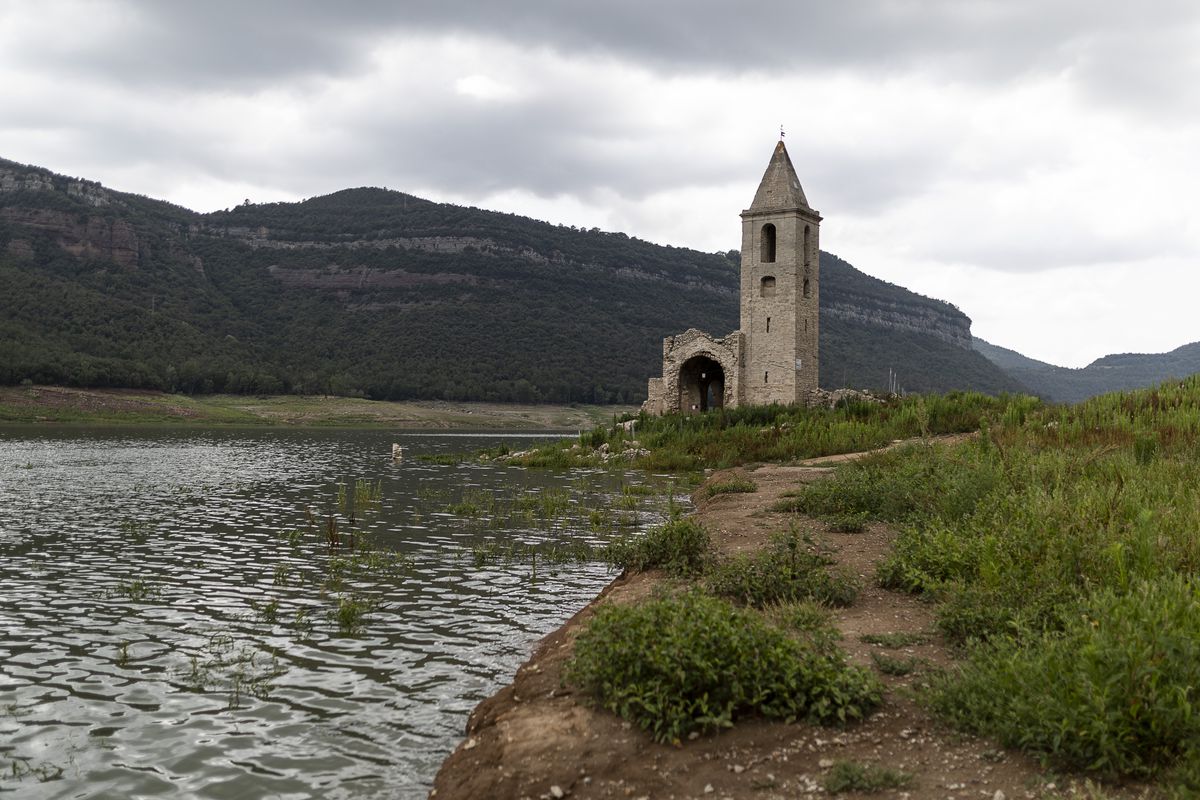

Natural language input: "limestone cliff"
[0,207,141,269]
[819,252,972,349]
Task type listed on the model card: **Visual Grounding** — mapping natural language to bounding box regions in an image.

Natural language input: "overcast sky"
[2,0,1197,367]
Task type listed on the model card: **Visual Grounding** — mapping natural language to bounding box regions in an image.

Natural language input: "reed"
[353,478,383,508]
[112,578,157,600]
[332,593,378,635]
[181,633,286,708]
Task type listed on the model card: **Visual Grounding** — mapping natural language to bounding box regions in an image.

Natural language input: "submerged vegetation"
[436,477,692,581]
[181,633,286,709]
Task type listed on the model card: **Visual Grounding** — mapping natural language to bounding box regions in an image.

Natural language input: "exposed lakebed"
[0,427,681,799]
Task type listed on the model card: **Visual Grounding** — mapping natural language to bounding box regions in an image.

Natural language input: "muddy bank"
[0,385,632,429]
[430,457,1149,800]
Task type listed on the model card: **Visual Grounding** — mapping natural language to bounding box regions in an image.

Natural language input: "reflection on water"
[0,427,681,799]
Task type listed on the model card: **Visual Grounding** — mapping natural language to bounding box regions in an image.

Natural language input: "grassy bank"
[521,378,1200,791]
[777,375,1200,791]
[0,385,634,429]
[506,390,1038,470]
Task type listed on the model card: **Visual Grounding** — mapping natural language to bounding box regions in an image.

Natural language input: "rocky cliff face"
[215,225,736,294]
[0,207,141,269]
[823,299,972,348]
[0,164,141,268]
[0,165,113,207]
[818,253,973,349]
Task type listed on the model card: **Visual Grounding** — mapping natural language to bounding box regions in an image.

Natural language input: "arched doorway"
[678,355,725,413]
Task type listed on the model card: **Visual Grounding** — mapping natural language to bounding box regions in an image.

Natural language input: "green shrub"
[870,652,919,676]
[860,631,926,648]
[824,512,868,533]
[928,577,1200,778]
[606,518,710,577]
[876,522,982,595]
[567,591,882,743]
[705,528,858,608]
[823,760,913,794]
[704,477,758,497]
[582,426,609,449]
[767,600,834,633]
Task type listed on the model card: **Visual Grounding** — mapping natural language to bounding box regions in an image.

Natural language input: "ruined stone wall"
[642,377,666,416]
[654,329,742,414]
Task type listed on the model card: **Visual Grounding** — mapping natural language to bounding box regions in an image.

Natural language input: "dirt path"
[430,455,1151,800]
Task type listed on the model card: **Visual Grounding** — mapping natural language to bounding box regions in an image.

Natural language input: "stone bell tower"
[640,138,822,415]
[739,139,821,404]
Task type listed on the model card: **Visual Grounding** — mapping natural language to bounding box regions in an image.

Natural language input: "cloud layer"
[1,0,1198,366]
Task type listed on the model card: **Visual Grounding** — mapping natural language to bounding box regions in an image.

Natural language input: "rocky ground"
[430,448,1156,800]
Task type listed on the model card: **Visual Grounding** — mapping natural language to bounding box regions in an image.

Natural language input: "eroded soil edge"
[429,459,1142,800]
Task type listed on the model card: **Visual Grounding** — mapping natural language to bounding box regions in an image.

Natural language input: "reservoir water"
[0,427,679,799]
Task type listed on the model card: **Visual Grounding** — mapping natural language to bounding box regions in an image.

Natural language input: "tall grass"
[928,577,1200,778]
[506,391,1037,471]
[778,376,1200,785]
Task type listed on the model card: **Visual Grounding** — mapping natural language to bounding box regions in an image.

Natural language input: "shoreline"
[0,386,635,430]
[429,456,1147,800]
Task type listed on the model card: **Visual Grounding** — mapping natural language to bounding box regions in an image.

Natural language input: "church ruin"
[643,139,821,414]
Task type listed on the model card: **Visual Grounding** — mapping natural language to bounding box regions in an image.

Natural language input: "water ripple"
[0,426,685,799]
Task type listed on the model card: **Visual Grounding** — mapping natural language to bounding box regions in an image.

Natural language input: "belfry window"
[760,276,776,297]
[803,225,811,267]
[761,224,776,263]
[803,277,811,298]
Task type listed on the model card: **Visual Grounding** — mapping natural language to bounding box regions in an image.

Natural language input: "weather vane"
[780,125,785,139]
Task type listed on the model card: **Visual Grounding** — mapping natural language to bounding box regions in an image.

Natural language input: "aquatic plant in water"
[180,633,286,709]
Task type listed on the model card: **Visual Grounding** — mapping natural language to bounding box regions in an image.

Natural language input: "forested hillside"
[0,157,1022,403]
[974,338,1200,403]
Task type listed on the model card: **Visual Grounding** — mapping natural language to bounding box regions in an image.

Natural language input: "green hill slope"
[0,158,1021,402]
[973,338,1200,403]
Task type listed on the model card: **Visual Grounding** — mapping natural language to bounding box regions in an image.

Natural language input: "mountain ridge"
[972,337,1200,403]
[0,156,1023,402]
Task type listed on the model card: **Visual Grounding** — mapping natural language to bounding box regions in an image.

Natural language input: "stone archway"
[678,355,726,413]
[646,328,742,415]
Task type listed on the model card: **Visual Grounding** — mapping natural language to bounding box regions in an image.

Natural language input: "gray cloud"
[14,0,1200,103]
[3,1,1199,365]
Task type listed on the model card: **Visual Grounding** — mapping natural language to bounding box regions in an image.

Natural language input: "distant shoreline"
[0,386,636,430]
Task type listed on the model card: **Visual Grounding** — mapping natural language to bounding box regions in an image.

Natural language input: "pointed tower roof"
[747,140,810,212]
